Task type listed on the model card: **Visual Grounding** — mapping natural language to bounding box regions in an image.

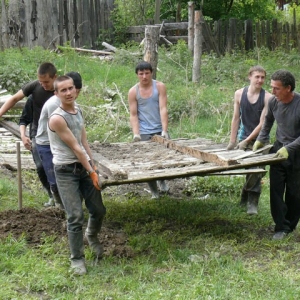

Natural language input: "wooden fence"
[127,18,300,55]
[0,0,114,50]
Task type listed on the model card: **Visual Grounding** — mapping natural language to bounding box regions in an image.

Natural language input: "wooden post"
[155,0,161,24]
[192,10,202,83]
[188,2,195,53]
[16,141,22,209]
[144,25,160,79]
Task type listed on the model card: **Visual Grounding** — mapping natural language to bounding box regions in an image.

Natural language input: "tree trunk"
[143,26,160,80]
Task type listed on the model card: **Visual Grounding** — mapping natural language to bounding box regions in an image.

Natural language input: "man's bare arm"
[0,90,25,117]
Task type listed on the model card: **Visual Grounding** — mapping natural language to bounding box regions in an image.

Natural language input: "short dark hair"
[54,75,73,91]
[135,61,153,74]
[38,62,57,78]
[271,69,295,91]
[66,71,82,89]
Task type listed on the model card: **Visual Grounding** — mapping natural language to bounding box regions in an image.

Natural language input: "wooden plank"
[0,120,21,138]
[92,152,128,180]
[0,98,26,109]
[151,135,239,166]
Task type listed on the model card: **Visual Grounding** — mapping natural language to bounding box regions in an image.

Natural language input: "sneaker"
[70,259,87,275]
[44,197,55,207]
[272,231,289,240]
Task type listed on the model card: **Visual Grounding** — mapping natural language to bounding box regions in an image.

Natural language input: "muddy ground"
[0,164,188,258]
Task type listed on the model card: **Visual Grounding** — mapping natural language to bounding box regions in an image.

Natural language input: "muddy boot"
[85,218,104,259]
[240,188,248,207]
[157,180,170,194]
[148,181,160,199]
[247,192,260,215]
[52,191,64,210]
[68,230,86,275]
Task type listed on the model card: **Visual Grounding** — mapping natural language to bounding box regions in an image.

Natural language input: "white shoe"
[44,197,55,207]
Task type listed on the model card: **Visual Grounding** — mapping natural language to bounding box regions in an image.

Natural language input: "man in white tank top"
[128,61,170,198]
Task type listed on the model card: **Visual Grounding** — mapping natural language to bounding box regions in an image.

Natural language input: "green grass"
[1,46,300,299]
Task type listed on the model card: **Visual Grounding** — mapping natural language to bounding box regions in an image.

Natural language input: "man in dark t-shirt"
[0,62,57,204]
[254,70,300,240]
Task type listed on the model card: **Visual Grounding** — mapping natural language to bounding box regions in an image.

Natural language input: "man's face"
[38,73,57,91]
[55,79,76,104]
[248,71,265,88]
[270,79,291,102]
[137,69,152,84]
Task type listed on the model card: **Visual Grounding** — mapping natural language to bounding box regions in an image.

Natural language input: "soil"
[0,164,188,258]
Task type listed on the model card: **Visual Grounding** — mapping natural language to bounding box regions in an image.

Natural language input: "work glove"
[226,141,236,150]
[89,171,101,190]
[133,134,141,142]
[274,147,289,159]
[161,131,170,139]
[237,140,248,151]
[253,141,264,152]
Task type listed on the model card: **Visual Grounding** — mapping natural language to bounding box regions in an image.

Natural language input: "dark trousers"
[269,141,300,232]
[31,138,52,198]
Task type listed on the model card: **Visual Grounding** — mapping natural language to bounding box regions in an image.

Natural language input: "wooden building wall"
[0,0,114,50]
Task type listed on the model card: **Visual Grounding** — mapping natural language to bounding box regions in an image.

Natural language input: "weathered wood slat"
[92,152,128,179]
[151,135,239,166]
[0,120,21,138]
[0,98,26,109]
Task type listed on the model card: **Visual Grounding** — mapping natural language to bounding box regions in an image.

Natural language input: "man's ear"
[54,91,58,95]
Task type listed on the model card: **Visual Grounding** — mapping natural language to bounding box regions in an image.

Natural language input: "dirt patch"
[0,206,134,258]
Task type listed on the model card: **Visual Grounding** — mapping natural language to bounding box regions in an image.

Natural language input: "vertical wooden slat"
[245,19,253,51]
[272,19,278,50]
[266,20,271,50]
[58,0,64,45]
[188,1,194,53]
[192,10,202,83]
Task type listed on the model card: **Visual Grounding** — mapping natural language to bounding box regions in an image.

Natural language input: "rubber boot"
[68,230,86,275]
[157,180,170,194]
[240,188,248,207]
[85,218,104,258]
[247,192,260,215]
[44,196,55,207]
[52,191,64,210]
[148,181,160,199]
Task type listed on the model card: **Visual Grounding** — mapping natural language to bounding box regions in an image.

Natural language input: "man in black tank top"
[227,66,272,214]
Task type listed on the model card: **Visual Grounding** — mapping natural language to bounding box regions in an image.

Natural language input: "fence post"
[192,10,202,83]
[188,1,195,53]
[144,25,160,79]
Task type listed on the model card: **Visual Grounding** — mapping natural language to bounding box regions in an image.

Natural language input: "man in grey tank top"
[48,75,106,275]
[128,61,170,199]
[227,66,272,215]
[254,70,300,240]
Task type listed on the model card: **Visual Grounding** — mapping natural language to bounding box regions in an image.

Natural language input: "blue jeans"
[36,144,59,194]
[31,138,52,197]
[54,162,106,232]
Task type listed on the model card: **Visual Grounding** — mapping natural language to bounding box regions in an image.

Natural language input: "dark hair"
[271,69,295,91]
[38,62,57,78]
[54,75,73,91]
[65,71,82,89]
[135,61,153,74]
[248,65,266,76]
